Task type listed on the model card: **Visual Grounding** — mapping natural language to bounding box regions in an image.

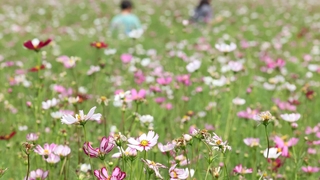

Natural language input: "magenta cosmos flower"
[130,89,146,101]
[128,131,159,151]
[94,167,126,180]
[157,76,172,85]
[23,38,51,52]
[24,169,49,180]
[233,164,253,175]
[83,136,115,159]
[169,164,189,180]
[274,136,299,157]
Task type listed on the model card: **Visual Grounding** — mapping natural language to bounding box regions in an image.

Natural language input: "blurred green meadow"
[0,0,320,179]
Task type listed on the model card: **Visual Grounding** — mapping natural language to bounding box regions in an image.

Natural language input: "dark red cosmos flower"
[29,65,45,72]
[0,131,16,140]
[90,42,108,49]
[23,38,52,51]
[306,90,314,100]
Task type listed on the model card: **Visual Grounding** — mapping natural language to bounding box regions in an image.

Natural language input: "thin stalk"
[223,154,230,180]
[264,125,270,158]
[130,161,133,180]
[204,165,210,180]
[25,154,30,180]
[59,157,67,178]
[184,149,192,180]
[121,110,125,133]
[82,125,94,178]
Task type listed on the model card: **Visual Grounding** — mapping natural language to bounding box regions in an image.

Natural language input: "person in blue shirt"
[110,0,141,34]
[190,0,213,24]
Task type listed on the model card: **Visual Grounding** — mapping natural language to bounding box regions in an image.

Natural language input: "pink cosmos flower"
[130,89,146,101]
[111,147,137,158]
[83,136,115,159]
[34,143,57,157]
[273,99,296,111]
[150,85,162,93]
[24,169,49,180]
[169,164,189,180]
[46,154,60,164]
[305,126,319,135]
[157,76,172,85]
[94,167,126,180]
[141,159,167,179]
[176,74,191,86]
[165,103,173,110]
[274,136,299,157]
[237,108,259,120]
[53,145,71,157]
[26,133,39,141]
[128,131,159,151]
[134,70,146,84]
[158,142,175,153]
[120,54,132,64]
[301,166,319,174]
[243,138,260,147]
[155,97,166,104]
[233,164,253,175]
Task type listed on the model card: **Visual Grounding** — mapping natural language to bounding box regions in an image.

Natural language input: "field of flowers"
[1,0,320,179]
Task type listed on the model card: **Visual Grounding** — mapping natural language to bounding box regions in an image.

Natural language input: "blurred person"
[190,0,213,24]
[110,0,141,34]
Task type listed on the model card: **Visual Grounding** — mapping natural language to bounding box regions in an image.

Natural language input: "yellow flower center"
[44,149,49,155]
[140,140,149,146]
[216,140,221,145]
[101,96,107,101]
[173,170,178,178]
[96,42,101,47]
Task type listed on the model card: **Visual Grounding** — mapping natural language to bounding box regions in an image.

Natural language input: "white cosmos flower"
[42,98,59,109]
[215,42,237,53]
[127,131,159,151]
[140,115,154,124]
[51,111,63,119]
[232,97,246,105]
[61,106,101,125]
[263,147,282,159]
[128,28,144,39]
[280,113,301,122]
[186,60,201,73]
[228,61,243,72]
[80,164,91,173]
[104,48,117,55]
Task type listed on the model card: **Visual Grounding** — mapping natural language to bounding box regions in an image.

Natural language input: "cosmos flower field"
[1,0,320,179]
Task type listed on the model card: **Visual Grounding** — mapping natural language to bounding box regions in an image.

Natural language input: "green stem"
[184,149,192,180]
[25,154,30,180]
[82,125,94,178]
[223,154,230,180]
[264,125,270,159]
[204,165,210,180]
